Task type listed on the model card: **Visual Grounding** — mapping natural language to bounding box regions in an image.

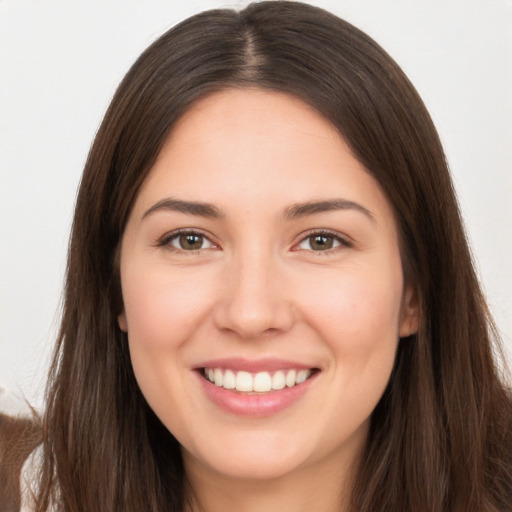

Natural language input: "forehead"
[131,88,395,226]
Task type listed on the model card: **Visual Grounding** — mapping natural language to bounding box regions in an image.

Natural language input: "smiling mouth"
[201,367,319,393]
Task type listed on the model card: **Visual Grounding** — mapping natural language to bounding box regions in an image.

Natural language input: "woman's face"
[118,89,418,482]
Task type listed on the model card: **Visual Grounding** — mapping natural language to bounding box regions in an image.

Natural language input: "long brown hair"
[34,2,511,511]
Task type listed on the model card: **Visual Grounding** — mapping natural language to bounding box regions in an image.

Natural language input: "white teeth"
[223,369,236,389]
[285,369,296,387]
[296,369,309,384]
[253,372,272,392]
[204,368,314,392]
[214,368,223,387]
[272,370,286,390]
[236,371,253,392]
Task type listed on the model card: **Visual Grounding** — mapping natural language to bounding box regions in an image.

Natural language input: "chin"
[182,429,314,482]
[193,454,305,482]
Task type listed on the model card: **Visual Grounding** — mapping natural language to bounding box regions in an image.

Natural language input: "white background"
[1,0,511,410]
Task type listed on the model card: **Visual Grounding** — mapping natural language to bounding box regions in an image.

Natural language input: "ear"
[399,284,419,338]
[118,310,128,332]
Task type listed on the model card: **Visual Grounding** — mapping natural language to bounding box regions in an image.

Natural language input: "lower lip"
[196,371,317,417]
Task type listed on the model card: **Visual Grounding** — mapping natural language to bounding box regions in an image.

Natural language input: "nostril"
[212,299,295,340]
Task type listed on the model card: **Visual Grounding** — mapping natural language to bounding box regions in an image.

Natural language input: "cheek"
[297,264,403,360]
[121,264,216,350]
[120,264,218,433]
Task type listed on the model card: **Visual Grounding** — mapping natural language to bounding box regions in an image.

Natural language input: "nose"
[212,249,295,340]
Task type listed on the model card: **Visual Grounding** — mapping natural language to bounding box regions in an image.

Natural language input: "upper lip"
[193,357,317,373]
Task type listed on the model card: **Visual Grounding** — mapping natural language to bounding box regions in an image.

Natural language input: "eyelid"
[292,229,353,252]
[155,227,352,254]
[156,228,219,252]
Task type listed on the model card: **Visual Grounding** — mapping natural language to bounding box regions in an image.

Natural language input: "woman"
[25,1,511,511]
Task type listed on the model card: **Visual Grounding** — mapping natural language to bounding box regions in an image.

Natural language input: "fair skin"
[118,88,418,512]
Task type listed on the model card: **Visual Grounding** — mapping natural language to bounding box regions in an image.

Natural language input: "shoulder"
[0,386,41,512]
[19,445,42,512]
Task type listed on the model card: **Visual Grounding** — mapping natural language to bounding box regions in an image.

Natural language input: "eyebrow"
[284,199,375,222]
[142,197,374,223]
[142,198,224,220]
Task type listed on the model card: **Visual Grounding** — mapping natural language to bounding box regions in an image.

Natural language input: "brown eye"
[297,232,345,252]
[309,235,334,250]
[180,233,203,250]
[166,232,214,251]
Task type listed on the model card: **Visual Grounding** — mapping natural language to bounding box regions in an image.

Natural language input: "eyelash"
[156,229,352,254]
[156,229,217,254]
[293,229,352,254]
